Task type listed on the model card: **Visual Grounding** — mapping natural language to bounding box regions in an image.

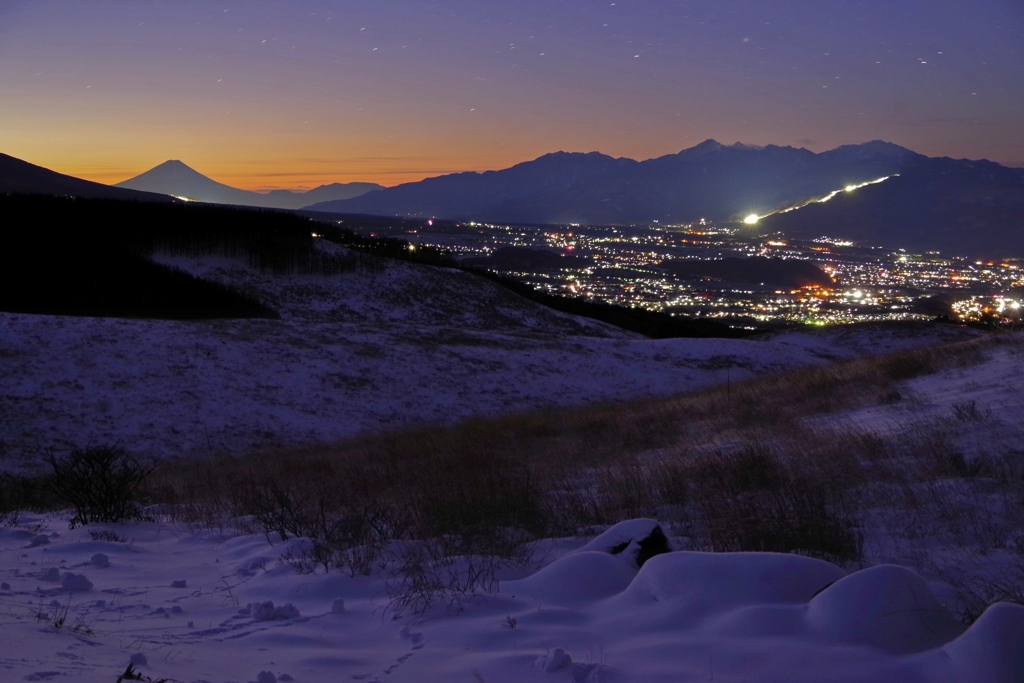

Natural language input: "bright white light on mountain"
[792,176,898,212]
[744,214,759,225]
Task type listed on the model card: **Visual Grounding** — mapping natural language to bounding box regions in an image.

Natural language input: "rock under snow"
[60,573,93,592]
[577,518,673,568]
[536,648,572,673]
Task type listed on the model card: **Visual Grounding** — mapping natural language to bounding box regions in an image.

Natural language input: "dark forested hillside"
[0,195,285,319]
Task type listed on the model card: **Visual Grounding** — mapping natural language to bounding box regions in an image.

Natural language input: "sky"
[1,1,1022,190]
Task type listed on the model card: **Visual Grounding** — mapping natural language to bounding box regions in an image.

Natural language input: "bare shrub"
[384,541,509,616]
[696,479,862,563]
[691,443,787,495]
[413,452,547,558]
[0,471,63,524]
[688,445,862,563]
[879,388,903,404]
[45,446,154,528]
[544,470,605,533]
[897,421,978,480]
[245,478,400,576]
[0,473,25,527]
[594,457,657,521]
[651,456,690,506]
[945,451,988,479]
[946,560,1024,624]
[732,398,783,428]
[951,400,992,424]
[880,353,936,381]
[845,430,890,463]
[216,448,544,586]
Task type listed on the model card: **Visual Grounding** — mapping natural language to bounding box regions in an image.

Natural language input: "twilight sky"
[1,1,1021,190]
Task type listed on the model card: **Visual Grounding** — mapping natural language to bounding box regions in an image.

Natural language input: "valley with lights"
[355,212,1023,329]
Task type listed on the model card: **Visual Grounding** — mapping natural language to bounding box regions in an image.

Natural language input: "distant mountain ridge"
[0,153,172,203]
[117,160,383,210]
[305,139,927,224]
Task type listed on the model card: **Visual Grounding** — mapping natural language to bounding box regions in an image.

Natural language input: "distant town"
[351,219,1024,328]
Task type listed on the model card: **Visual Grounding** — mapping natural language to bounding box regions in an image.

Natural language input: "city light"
[744,214,760,225]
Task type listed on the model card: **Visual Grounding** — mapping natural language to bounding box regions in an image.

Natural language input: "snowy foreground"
[1,518,1021,683]
[4,249,1021,682]
[0,249,979,468]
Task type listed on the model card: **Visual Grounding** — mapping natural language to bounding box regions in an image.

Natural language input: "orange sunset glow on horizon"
[2,1,1021,191]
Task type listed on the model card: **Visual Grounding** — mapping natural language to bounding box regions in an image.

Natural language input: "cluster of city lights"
[345,214,1022,328]
[952,296,1022,322]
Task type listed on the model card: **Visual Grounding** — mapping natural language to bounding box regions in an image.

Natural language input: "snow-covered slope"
[2,250,1020,682]
[0,248,979,469]
[0,517,1019,683]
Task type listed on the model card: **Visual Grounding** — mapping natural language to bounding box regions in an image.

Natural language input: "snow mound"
[250,601,300,621]
[807,564,964,654]
[577,519,672,568]
[943,602,1024,682]
[40,567,61,582]
[612,551,845,619]
[503,551,637,607]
